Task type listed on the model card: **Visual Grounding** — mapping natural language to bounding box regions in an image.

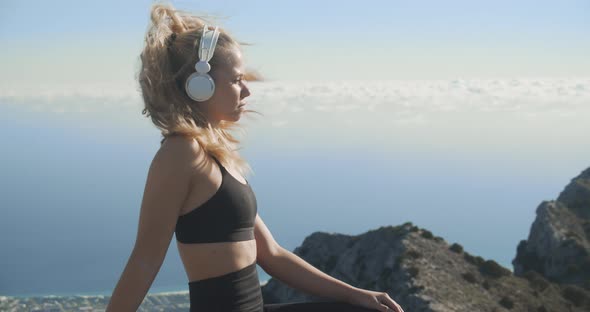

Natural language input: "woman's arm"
[254,215,356,301]
[261,245,358,302]
[254,215,404,312]
[106,138,198,312]
[105,248,166,312]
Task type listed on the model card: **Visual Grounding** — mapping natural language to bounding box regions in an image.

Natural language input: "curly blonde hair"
[136,1,263,177]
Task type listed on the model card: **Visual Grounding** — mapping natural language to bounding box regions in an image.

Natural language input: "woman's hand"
[346,287,405,312]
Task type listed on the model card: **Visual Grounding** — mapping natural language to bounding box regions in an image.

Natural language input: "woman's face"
[203,47,251,125]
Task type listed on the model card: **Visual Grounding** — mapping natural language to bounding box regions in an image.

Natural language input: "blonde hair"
[136,1,263,177]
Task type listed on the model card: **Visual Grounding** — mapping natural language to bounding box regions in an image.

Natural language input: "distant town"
[0,291,192,312]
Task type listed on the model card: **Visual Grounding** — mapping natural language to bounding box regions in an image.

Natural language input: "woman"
[106,2,405,312]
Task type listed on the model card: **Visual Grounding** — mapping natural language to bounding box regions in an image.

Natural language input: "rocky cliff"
[261,167,590,312]
[513,167,590,288]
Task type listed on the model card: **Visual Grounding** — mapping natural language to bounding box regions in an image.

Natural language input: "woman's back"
[162,136,258,283]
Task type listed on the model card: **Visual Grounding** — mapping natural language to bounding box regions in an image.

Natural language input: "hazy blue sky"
[1,0,588,88]
[1,0,590,297]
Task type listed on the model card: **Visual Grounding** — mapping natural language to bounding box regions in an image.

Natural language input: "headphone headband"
[197,25,220,70]
[184,24,220,101]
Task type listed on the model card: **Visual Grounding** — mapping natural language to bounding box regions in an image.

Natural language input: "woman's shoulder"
[161,135,200,149]
[158,136,206,169]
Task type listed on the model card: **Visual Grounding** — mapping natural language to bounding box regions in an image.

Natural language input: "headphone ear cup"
[186,24,219,102]
[185,72,216,101]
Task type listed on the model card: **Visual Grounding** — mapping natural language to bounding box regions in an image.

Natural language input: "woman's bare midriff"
[177,239,257,282]
[175,153,257,283]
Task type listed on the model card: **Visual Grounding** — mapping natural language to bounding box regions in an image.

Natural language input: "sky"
[1,75,589,296]
[0,0,589,90]
[1,0,590,297]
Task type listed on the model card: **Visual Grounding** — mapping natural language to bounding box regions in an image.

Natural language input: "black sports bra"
[175,156,257,244]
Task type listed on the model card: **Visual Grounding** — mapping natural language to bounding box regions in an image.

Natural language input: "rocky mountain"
[513,167,590,288]
[261,167,590,312]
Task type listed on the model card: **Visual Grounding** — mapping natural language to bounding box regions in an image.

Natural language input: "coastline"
[2,279,269,299]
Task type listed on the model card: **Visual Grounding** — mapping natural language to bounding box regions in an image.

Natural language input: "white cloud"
[2,77,589,158]
[1,78,588,120]
[271,120,289,127]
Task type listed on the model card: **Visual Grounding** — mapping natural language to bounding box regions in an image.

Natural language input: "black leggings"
[263,301,378,311]
[188,262,379,312]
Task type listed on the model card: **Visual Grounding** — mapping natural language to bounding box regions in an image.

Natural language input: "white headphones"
[185,24,220,102]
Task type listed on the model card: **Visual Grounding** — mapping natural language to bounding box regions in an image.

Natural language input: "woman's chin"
[229,110,243,121]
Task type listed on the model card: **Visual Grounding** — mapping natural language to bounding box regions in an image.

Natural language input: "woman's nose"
[242,84,251,98]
